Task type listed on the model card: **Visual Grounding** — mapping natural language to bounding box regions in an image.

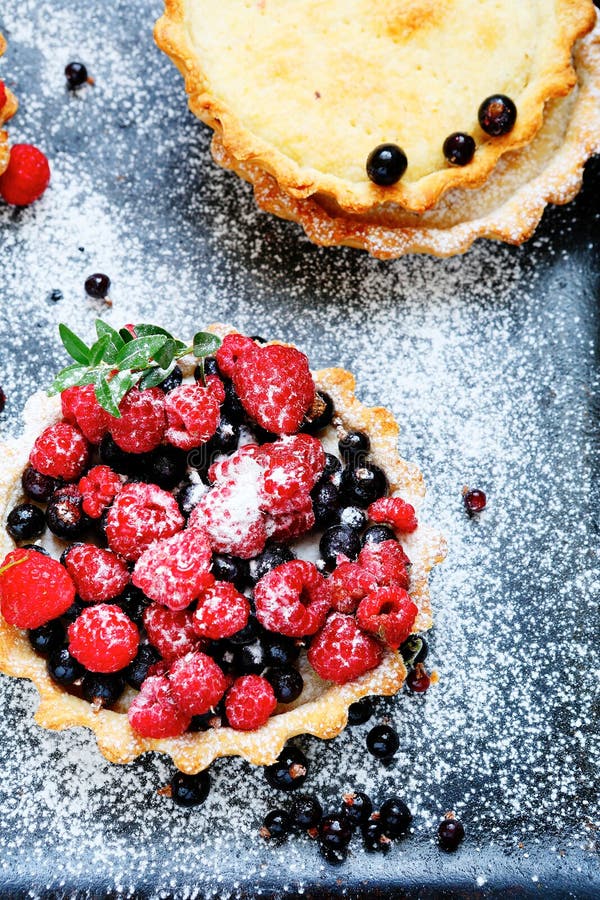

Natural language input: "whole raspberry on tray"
[225,674,277,731]
[356,585,418,649]
[164,381,222,450]
[143,603,199,662]
[367,497,418,533]
[254,560,331,638]
[0,143,51,206]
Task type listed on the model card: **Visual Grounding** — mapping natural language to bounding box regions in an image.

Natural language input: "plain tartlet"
[0,326,446,774]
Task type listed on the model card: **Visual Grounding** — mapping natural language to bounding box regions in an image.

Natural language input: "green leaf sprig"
[48,321,222,417]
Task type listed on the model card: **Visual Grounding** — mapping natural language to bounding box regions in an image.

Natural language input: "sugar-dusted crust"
[0,34,18,177]
[155,0,595,215]
[210,23,600,260]
[0,329,446,773]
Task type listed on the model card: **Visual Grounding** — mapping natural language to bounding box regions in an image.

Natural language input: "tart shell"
[155,0,595,215]
[0,34,18,177]
[209,24,600,260]
[0,329,446,773]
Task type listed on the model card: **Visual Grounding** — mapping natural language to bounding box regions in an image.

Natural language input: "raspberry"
[0,143,51,206]
[61,385,111,444]
[78,465,122,518]
[105,482,184,560]
[68,604,139,673]
[367,498,418,533]
[168,651,228,716]
[192,581,250,639]
[215,333,255,378]
[128,674,191,738]
[254,560,331,638]
[132,529,214,611]
[328,561,376,614]
[64,544,130,603]
[307,613,382,685]
[225,675,277,731]
[358,540,411,590]
[143,603,199,661]
[268,500,315,544]
[109,387,166,454]
[207,443,261,484]
[189,460,268,559]
[356,586,418,649]
[258,434,325,512]
[0,548,75,629]
[29,422,90,481]
[164,382,222,450]
[232,344,315,435]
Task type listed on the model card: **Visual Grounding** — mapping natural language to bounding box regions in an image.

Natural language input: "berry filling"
[1,324,428,737]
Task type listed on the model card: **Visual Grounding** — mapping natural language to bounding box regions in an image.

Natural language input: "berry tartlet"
[0,324,445,773]
[155,1,598,255]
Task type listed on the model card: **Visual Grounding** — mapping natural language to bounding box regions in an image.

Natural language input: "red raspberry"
[215,333,255,378]
[164,382,221,450]
[307,613,382,685]
[109,387,166,454]
[328,561,376,614]
[78,465,123,518]
[189,470,267,559]
[225,675,277,731]
[192,581,250,639]
[232,344,315,435]
[358,540,411,590]
[0,548,75,628]
[168,651,228,716]
[356,585,418,649]
[268,496,315,543]
[68,604,139,673]
[207,443,261,484]
[64,544,130,603]
[258,434,325,512]
[254,560,331,638]
[105,482,184,560]
[61,384,111,444]
[368,497,418,533]
[132,529,214,611]
[143,603,199,661]
[29,422,90,481]
[128,674,191,738]
[0,143,51,206]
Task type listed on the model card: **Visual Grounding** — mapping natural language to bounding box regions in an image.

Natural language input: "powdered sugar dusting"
[0,0,599,895]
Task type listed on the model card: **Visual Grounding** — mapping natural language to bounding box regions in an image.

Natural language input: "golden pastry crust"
[211,24,600,259]
[0,329,445,773]
[155,0,595,215]
[0,34,18,177]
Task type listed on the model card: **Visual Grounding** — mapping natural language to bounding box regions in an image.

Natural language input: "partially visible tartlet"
[0,324,445,773]
[0,34,18,177]
[155,0,595,214]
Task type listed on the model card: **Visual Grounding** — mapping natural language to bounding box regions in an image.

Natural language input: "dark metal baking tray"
[0,2,598,896]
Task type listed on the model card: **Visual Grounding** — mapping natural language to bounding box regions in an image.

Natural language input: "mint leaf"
[138,364,174,390]
[95,320,125,364]
[48,363,90,396]
[119,327,134,344]
[134,324,175,339]
[94,377,122,418]
[59,324,91,365]
[114,335,169,370]
[88,334,111,367]
[193,332,221,358]
[154,337,177,370]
